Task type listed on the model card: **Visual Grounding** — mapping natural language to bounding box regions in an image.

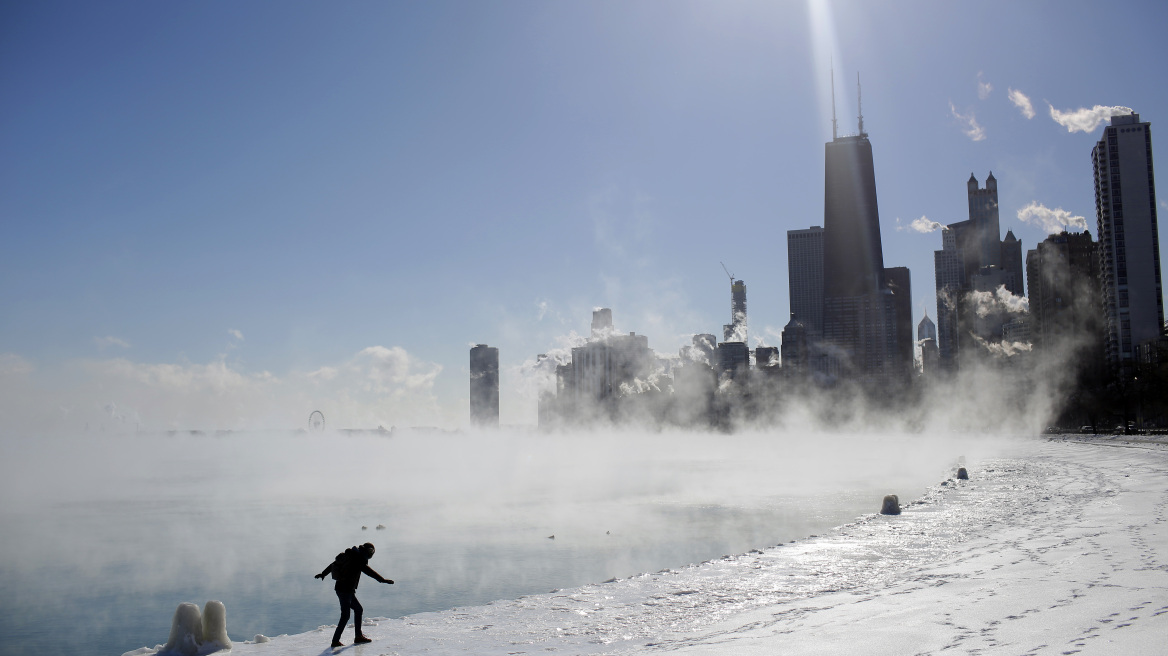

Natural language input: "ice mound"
[123,601,232,656]
[201,600,231,649]
[164,603,203,655]
[880,494,901,515]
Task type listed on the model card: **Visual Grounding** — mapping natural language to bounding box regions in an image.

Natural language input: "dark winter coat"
[318,547,390,593]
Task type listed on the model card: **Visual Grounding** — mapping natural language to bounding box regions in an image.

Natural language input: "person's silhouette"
[315,542,394,648]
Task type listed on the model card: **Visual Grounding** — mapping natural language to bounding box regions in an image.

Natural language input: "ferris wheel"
[309,410,325,432]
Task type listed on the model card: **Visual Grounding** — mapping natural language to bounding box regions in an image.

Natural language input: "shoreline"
[126,437,1168,655]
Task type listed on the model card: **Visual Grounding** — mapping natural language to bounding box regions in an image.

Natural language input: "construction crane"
[720,261,734,283]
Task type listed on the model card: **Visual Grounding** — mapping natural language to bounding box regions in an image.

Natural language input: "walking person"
[315,542,394,648]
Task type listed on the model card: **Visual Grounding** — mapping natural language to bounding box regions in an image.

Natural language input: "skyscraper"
[469,344,500,427]
[780,314,808,375]
[723,279,747,343]
[934,226,962,368]
[787,226,824,336]
[966,172,1002,271]
[918,311,939,375]
[1093,112,1165,375]
[934,173,1026,369]
[1026,231,1101,354]
[819,74,911,387]
[1001,229,1025,297]
[591,308,613,337]
[823,138,884,299]
[884,266,914,380]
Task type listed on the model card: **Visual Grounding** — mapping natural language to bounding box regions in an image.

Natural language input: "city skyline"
[3,1,1167,429]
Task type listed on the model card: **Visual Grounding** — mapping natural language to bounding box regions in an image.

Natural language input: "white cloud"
[0,353,34,376]
[949,102,986,141]
[228,329,244,341]
[977,72,993,100]
[0,346,448,434]
[1017,201,1089,234]
[1007,88,1036,119]
[897,215,944,234]
[94,336,131,350]
[352,345,441,395]
[1048,104,1134,133]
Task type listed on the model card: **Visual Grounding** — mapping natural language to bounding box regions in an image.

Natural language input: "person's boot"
[354,634,372,644]
[331,639,345,648]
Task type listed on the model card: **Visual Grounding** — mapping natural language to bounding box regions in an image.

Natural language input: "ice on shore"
[127,600,230,656]
[208,437,1167,655]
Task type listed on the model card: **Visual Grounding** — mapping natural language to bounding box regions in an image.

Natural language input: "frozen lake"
[0,429,992,656]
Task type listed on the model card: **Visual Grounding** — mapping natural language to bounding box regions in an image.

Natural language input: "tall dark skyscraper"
[1093,112,1164,375]
[1026,231,1101,353]
[469,344,499,427]
[934,173,1026,369]
[823,139,885,298]
[819,74,911,387]
[787,226,824,336]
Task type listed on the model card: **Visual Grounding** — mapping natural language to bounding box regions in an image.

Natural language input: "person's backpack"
[330,546,361,581]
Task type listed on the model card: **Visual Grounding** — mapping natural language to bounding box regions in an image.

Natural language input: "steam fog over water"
[0,428,1010,656]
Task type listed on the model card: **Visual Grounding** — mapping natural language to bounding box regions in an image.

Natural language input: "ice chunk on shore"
[164,603,203,655]
[126,601,230,656]
[201,601,231,649]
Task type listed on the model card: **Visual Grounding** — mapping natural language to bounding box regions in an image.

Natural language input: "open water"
[0,429,973,656]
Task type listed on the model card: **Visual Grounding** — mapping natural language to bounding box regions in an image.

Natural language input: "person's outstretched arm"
[314,563,333,580]
[362,565,394,584]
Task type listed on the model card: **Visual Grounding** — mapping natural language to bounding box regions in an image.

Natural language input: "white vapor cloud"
[0,353,34,376]
[1008,88,1035,119]
[0,346,448,435]
[1017,201,1089,234]
[94,336,130,350]
[228,329,244,341]
[898,215,944,234]
[967,285,1030,318]
[949,102,986,141]
[977,72,993,100]
[1048,104,1134,133]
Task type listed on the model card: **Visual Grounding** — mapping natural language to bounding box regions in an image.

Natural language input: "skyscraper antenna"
[830,60,838,140]
[857,72,865,136]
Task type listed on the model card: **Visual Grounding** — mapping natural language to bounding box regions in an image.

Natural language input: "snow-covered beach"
[148,436,1166,656]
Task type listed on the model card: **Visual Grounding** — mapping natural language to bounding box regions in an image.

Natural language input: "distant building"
[591,308,613,337]
[561,333,652,405]
[780,314,809,375]
[1026,231,1101,353]
[918,312,940,376]
[1093,112,1165,376]
[819,75,912,388]
[723,279,748,342]
[469,344,499,427]
[542,310,657,426]
[934,226,963,368]
[1002,317,1031,344]
[787,227,824,336]
[754,346,779,368]
[689,333,717,366]
[717,341,750,381]
[884,266,915,380]
[934,173,1027,369]
[918,311,938,343]
[1001,230,1025,297]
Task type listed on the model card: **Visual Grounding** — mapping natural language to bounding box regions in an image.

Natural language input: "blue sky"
[2,0,1166,430]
